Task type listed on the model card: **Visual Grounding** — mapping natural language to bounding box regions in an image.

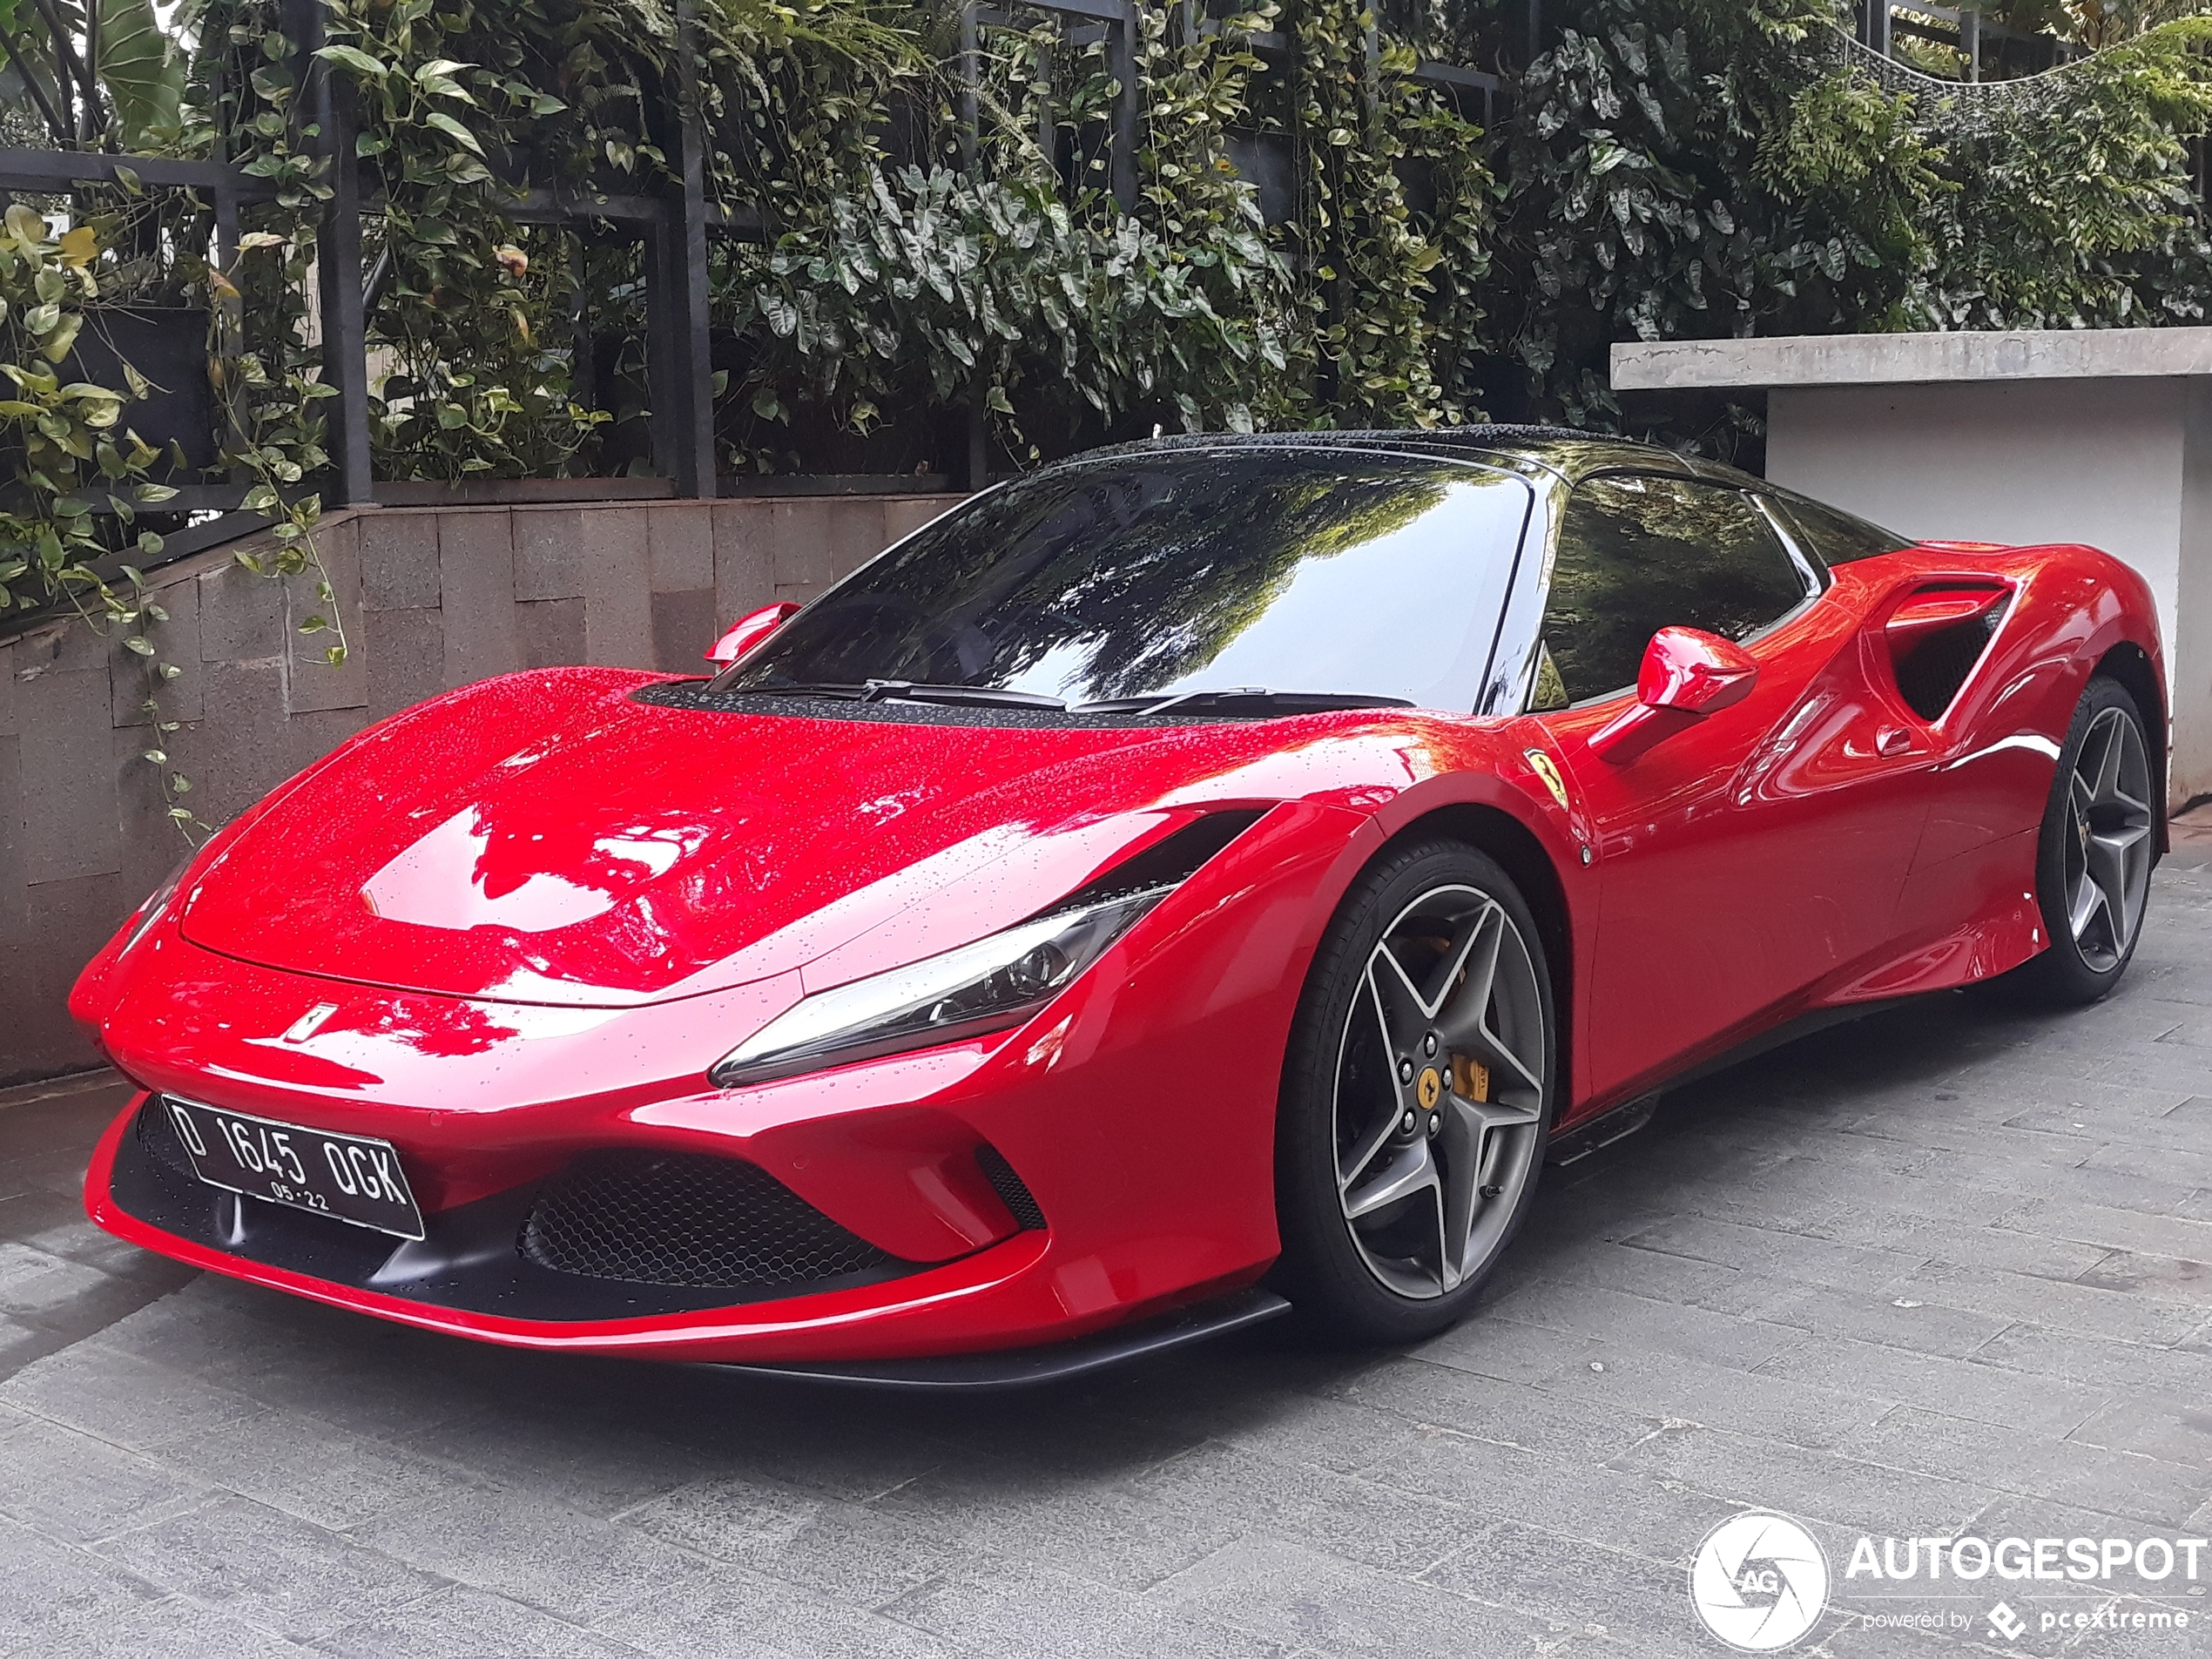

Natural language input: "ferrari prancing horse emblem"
[1523,748,1571,812]
[1417,1066,1443,1109]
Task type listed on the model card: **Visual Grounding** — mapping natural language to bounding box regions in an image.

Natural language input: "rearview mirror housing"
[1586,626,1758,765]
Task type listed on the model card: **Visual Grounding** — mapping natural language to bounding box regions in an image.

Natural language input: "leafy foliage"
[0,206,174,620]
[722,4,1314,463]
[0,206,194,825]
[9,0,2212,523]
[1493,3,2212,432]
[1904,18,2212,327]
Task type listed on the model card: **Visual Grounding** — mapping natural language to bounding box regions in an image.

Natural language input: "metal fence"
[1855,0,2074,81]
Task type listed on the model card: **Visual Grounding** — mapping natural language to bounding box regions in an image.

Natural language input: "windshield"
[716,450,1534,714]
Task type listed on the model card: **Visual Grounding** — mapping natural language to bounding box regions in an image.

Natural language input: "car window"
[1531,475,1814,708]
[1772,493,1916,566]
[721,452,1534,715]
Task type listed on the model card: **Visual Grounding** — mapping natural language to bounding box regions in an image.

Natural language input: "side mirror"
[1586,626,1758,765]
[705,601,800,669]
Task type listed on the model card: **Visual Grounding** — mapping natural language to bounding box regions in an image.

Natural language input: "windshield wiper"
[730,680,1408,718]
[730,678,1066,710]
[860,680,1069,710]
[1074,687,1416,718]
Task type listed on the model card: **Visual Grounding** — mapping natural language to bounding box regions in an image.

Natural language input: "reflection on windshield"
[719,451,1534,714]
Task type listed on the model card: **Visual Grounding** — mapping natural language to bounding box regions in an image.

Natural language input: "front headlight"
[709,887,1167,1088]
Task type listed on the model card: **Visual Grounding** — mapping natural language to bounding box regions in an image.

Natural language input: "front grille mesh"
[518,1148,894,1290]
[976,1143,1047,1231]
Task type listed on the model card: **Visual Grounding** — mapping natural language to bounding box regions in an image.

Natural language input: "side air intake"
[1885,584,2009,723]
[975,1143,1047,1230]
[518,1148,907,1291]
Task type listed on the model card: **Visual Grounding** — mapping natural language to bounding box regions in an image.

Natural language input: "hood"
[177,671,1359,1008]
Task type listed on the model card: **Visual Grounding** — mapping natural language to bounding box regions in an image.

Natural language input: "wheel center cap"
[1416,1067,1443,1109]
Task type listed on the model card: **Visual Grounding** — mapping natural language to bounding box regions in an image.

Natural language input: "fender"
[1255,725,1596,1124]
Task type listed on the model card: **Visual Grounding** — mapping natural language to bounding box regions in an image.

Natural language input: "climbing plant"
[0,205,192,825]
[7,0,2212,576]
[1904,17,2212,328]
[1491,1,2212,433]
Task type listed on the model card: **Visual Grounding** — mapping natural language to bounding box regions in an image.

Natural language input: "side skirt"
[1544,995,1912,1166]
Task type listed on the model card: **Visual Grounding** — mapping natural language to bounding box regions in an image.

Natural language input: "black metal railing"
[1856,0,2074,80]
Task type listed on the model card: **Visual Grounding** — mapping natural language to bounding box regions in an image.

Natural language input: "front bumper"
[81,908,1300,1364]
[87,1089,1106,1363]
[77,795,1386,1364]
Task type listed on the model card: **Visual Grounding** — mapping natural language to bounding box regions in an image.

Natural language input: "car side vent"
[976,1143,1047,1231]
[1049,808,1267,913]
[1885,584,2009,723]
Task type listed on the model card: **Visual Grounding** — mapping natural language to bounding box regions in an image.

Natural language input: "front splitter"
[711,1284,1291,1389]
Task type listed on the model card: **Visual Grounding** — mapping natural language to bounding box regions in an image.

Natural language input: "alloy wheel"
[1330,883,1547,1300]
[2063,705,2154,972]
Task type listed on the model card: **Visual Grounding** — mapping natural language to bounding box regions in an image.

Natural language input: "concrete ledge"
[1612,327,2212,390]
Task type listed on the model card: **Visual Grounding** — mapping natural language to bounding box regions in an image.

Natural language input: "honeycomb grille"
[975,1143,1046,1231]
[517,1149,896,1290]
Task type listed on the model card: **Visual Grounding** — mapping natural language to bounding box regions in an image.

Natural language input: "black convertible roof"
[1076,425,1755,490]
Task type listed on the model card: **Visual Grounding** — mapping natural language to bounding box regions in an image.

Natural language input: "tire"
[1271,840,1557,1345]
[2000,675,2158,1007]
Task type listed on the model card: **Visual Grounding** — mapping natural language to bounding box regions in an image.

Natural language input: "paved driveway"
[3,833,2210,1657]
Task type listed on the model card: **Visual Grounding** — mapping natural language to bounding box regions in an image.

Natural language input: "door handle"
[1876,725,1913,758]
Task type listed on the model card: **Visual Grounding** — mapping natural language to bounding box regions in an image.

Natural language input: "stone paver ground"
[4,822,2212,1656]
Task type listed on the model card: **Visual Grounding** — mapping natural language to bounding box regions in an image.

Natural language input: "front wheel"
[2003,675,2157,1006]
[1272,841,1555,1345]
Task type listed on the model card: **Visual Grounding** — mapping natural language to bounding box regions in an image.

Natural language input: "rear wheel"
[2005,676,2156,1006]
[1272,841,1555,1344]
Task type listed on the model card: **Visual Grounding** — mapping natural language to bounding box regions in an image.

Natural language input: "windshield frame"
[707,443,1540,720]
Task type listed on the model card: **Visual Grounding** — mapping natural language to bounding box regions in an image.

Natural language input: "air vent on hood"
[1885,583,2009,723]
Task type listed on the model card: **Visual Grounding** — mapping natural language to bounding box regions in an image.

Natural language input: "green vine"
[0,205,199,833]
[1494,1,2212,437]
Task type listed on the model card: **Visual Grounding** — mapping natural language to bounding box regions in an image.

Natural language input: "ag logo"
[1689,1510,1830,1651]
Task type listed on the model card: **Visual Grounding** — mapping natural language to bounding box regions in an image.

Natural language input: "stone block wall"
[0,493,956,1082]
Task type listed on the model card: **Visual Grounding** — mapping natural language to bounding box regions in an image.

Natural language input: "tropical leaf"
[98,0,185,146]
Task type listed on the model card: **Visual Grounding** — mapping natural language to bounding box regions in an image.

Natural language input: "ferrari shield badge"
[1523,748,1571,813]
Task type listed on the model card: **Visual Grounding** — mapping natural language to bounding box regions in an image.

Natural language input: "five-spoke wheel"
[2006,675,2157,1005]
[1275,841,1554,1342]
[1333,884,1547,1300]
[2060,702,2154,972]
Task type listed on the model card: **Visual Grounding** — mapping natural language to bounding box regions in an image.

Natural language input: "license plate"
[160,1097,426,1240]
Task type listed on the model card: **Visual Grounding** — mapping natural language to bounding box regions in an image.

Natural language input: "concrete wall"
[1766,379,2212,806]
[0,493,958,1084]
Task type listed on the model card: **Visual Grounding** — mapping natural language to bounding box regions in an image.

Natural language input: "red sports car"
[71,430,2167,1384]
